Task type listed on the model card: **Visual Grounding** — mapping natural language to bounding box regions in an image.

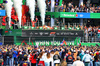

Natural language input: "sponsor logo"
[5,31,8,33]
[76,14,78,17]
[63,14,75,17]
[80,14,83,17]
[40,32,43,35]
[50,32,56,36]
[50,32,56,34]
[30,32,33,35]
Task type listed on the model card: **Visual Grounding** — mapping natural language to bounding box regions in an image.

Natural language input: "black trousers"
[31,63,36,66]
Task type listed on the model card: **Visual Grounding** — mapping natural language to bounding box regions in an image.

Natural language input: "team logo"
[68,56,73,60]
[23,63,28,66]
[50,32,56,35]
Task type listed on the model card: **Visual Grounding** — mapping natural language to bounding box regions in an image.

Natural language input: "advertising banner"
[76,13,90,18]
[0,10,6,16]
[60,12,77,18]
[16,36,78,46]
[22,30,84,37]
[90,13,100,18]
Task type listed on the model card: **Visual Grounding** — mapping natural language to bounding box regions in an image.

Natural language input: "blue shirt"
[79,53,85,60]
[13,51,18,58]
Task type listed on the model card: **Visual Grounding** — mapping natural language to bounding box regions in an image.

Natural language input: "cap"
[81,50,84,53]
[19,52,22,54]
[68,52,71,55]
[24,54,27,57]
[90,52,93,54]
[73,50,76,53]
[96,52,99,55]
[86,50,89,53]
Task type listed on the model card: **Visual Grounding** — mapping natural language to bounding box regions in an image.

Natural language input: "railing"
[81,36,100,43]
[21,22,84,30]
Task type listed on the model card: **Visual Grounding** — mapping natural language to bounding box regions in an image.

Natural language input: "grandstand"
[0,0,100,46]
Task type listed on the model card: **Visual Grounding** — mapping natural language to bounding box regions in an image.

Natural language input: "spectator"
[79,50,85,61]
[18,52,23,66]
[30,51,38,66]
[82,50,92,66]
[59,6,64,12]
[94,52,100,66]
[3,50,7,66]
[9,51,14,66]
[0,44,100,66]
[44,52,53,66]
[73,56,85,66]
[13,49,18,66]
[53,51,61,66]
[0,4,4,10]
[38,52,45,66]
[66,52,74,66]
[20,55,30,66]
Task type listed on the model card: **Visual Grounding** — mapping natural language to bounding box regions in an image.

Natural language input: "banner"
[81,43,100,46]
[90,13,100,18]
[16,41,76,46]
[76,13,90,18]
[16,36,77,46]
[0,10,6,16]
[22,30,84,37]
[60,12,77,18]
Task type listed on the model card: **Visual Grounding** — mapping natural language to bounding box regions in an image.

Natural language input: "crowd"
[0,45,100,66]
[58,1,100,13]
[84,25,100,42]
[1,1,100,13]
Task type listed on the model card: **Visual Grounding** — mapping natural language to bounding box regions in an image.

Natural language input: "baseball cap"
[86,50,89,53]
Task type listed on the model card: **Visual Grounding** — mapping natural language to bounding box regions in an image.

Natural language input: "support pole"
[79,0,83,6]
[29,37,30,45]
[51,0,55,27]
[80,19,83,26]
[79,0,83,26]
[63,18,65,27]
[53,37,55,47]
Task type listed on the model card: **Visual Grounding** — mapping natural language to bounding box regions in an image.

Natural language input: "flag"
[79,43,81,46]
[59,0,63,6]
[60,39,67,46]
[98,29,100,33]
